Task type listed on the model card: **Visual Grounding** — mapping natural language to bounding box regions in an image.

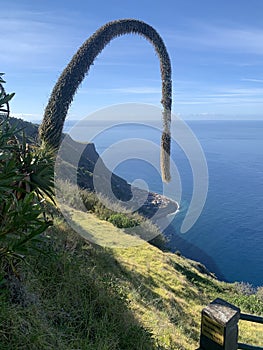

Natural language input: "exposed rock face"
[5,116,177,218]
[57,134,134,202]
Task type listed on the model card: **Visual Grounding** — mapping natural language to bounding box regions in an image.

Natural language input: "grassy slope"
[1,211,263,350]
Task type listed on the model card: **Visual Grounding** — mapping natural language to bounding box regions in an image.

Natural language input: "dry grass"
[1,211,262,349]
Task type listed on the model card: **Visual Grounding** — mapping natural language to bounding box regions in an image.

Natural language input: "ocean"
[64,119,263,287]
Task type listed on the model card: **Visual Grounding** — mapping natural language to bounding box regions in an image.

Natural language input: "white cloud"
[168,22,263,55]
[106,87,161,94]
[78,86,161,95]
[1,15,60,48]
[174,83,263,107]
[0,10,91,69]
[241,78,263,83]
[1,10,162,72]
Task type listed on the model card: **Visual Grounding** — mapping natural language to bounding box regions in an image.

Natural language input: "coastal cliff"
[5,116,178,219]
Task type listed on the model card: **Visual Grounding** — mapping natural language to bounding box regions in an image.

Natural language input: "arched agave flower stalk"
[39,19,172,182]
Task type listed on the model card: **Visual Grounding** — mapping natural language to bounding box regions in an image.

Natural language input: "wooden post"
[199,298,240,350]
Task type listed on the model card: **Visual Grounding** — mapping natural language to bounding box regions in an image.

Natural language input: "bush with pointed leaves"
[0,79,55,281]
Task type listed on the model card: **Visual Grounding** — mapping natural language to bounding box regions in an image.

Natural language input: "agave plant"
[0,120,55,275]
[0,80,55,280]
[39,19,172,182]
[0,73,14,117]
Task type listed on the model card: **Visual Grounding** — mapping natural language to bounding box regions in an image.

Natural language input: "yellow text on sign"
[201,314,225,346]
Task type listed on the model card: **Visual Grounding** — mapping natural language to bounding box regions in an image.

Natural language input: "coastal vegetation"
[1,215,263,349]
[55,179,166,248]
[0,78,54,281]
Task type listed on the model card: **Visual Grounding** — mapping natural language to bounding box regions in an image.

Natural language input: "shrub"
[108,213,139,228]
[0,79,55,281]
[233,282,256,296]
[94,201,114,221]
[80,189,98,211]
[256,286,263,301]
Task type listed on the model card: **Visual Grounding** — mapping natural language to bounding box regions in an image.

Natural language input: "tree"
[39,19,172,182]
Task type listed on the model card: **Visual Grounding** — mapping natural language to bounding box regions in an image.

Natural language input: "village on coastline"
[139,191,179,219]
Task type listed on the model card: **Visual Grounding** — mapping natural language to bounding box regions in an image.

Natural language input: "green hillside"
[1,90,262,349]
[1,211,262,350]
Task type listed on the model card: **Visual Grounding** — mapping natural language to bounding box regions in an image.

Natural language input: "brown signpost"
[199,298,240,350]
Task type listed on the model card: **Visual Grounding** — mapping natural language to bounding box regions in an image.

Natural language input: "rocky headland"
[5,116,178,220]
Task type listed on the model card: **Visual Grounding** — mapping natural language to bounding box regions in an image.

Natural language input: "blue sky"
[2,0,263,121]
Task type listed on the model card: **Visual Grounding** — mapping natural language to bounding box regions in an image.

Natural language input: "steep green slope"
[1,212,262,350]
